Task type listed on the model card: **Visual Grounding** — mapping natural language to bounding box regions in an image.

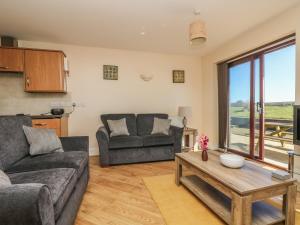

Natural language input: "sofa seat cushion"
[8,168,77,220]
[109,136,143,149]
[6,151,88,177]
[142,134,174,147]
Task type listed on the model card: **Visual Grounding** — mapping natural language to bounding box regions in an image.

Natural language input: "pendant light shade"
[189,19,207,45]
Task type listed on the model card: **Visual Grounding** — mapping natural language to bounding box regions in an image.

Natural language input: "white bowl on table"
[220,153,245,169]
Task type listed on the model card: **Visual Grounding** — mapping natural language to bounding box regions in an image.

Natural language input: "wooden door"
[0,48,24,72]
[24,50,66,92]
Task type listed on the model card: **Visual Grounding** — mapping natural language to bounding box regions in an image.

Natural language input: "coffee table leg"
[285,184,297,225]
[175,157,182,186]
[232,193,252,225]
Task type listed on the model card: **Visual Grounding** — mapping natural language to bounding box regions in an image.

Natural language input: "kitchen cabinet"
[24,50,66,92]
[0,48,24,72]
[32,117,68,137]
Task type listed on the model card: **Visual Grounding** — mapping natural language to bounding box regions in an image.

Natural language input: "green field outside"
[230,105,293,120]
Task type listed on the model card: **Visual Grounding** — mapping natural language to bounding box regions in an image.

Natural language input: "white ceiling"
[0,0,299,56]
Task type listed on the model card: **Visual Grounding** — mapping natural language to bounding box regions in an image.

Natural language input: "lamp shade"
[178,106,192,118]
[189,19,207,45]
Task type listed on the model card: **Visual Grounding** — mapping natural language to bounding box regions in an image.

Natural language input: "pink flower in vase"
[198,135,209,151]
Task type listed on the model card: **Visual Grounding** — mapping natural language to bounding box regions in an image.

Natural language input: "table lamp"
[178,106,192,129]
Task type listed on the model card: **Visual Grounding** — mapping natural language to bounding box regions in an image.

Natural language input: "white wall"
[14,41,203,155]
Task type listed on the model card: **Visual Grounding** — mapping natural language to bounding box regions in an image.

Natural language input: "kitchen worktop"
[16,114,69,119]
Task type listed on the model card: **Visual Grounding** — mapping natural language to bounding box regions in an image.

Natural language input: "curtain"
[217,63,229,149]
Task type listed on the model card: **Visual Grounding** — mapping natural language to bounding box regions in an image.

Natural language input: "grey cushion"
[0,170,11,188]
[143,134,174,147]
[109,136,143,149]
[6,151,88,177]
[0,116,31,171]
[151,118,171,135]
[136,114,168,136]
[23,126,63,156]
[9,168,77,220]
[101,114,137,136]
[107,118,129,137]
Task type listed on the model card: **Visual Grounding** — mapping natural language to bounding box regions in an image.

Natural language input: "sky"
[229,45,296,103]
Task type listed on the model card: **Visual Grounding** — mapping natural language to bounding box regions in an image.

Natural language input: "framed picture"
[173,70,185,83]
[103,65,118,80]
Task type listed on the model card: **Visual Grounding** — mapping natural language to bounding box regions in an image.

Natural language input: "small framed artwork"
[173,70,185,83]
[103,65,118,80]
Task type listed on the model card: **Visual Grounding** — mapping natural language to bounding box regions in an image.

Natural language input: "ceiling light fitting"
[189,11,207,45]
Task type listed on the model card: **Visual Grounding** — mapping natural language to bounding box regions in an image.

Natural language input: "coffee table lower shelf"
[180,175,285,225]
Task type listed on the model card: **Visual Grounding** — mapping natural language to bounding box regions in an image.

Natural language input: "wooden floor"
[75,157,300,225]
[74,157,174,225]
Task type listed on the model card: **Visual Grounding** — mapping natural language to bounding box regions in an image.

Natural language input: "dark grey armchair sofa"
[0,115,89,225]
[96,113,183,167]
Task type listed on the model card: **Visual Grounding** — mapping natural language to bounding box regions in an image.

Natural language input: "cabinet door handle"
[26,78,30,86]
[34,123,47,126]
[0,66,9,69]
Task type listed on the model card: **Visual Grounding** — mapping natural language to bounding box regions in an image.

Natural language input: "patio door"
[262,44,296,166]
[228,38,296,165]
[228,56,262,159]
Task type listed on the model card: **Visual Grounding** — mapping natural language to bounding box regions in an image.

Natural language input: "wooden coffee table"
[175,151,297,225]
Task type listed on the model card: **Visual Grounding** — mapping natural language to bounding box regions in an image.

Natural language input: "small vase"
[202,149,208,161]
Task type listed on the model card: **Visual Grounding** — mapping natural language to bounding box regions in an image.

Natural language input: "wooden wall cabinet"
[24,50,66,92]
[0,48,24,72]
[32,117,68,137]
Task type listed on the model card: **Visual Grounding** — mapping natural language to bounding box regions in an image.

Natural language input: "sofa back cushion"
[101,114,137,136]
[0,116,31,171]
[136,114,168,136]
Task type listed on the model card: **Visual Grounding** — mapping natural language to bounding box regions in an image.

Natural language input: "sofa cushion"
[23,125,64,156]
[151,118,171,135]
[107,118,130,137]
[0,170,11,188]
[0,116,31,171]
[136,114,168,136]
[8,168,77,220]
[101,114,137,136]
[6,151,88,177]
[143,134,174,147]
[109,136,143,149]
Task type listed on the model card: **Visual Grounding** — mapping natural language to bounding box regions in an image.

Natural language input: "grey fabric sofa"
[0,115,89,225]
[96,113,183,167]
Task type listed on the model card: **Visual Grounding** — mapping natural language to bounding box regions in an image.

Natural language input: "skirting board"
[89,147,99,156]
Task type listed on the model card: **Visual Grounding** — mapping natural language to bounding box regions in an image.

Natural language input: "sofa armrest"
[60,136,89,153]
[0,184,55,225]
[96,126,110,167]
[170,126,184,153]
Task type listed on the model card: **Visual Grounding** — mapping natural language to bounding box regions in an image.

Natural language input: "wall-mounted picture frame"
[103,65,118,80]
[173,70,185,83]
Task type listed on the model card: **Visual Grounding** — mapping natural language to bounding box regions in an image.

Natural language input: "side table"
[182,127,198,152]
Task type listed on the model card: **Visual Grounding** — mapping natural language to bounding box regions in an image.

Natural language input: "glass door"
[228,59,252,156]
[262,45,296,166]
[228,57,263,159]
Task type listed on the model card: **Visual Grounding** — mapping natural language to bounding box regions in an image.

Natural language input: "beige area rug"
[143,174,300,225]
